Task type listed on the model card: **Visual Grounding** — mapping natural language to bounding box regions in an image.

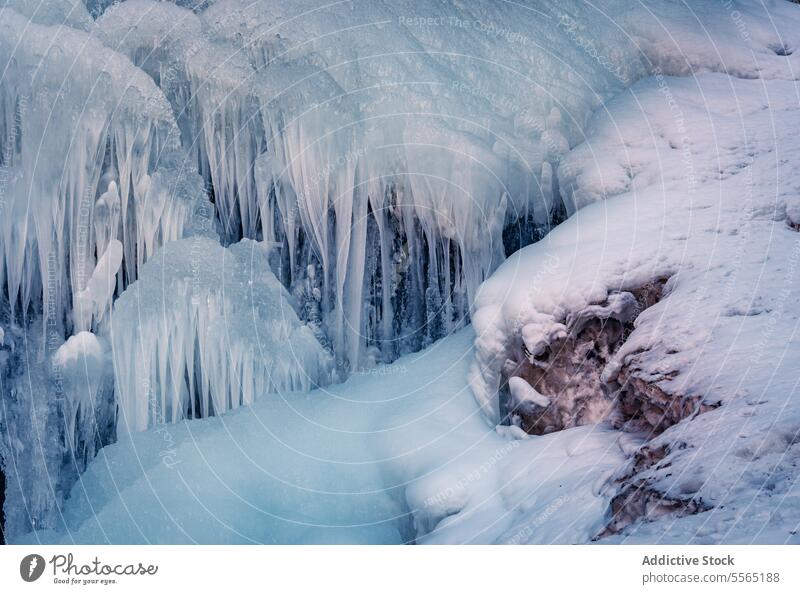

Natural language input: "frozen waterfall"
[3,0,795,544]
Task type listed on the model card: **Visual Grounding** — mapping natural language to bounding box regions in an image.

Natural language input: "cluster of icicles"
[0,0,639,438]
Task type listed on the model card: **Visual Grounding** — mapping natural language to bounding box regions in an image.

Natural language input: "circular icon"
[20,554,46,582]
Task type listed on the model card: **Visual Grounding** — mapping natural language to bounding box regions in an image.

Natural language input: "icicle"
[111,237,334,433]
[0,10,198,336]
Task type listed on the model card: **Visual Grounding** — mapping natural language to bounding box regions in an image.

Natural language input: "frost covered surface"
[472,68,800,540]
[112,237,334,433]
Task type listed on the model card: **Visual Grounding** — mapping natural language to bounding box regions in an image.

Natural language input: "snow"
[20,329,630,544]
[508,376,550,409]
[111,237,334,433]
[470,70,800,541]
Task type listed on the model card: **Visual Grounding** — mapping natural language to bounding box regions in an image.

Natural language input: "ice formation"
[2,0,800,545]
[53,331,114,461]
[0,1,206,536]
[0,7,200,336]
[89,0,662,369]
[112,237,334,433]
[81,0,800,370]
[3,0,93,30]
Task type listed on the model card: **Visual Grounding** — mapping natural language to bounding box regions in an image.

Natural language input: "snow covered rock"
[471,68,800,540]
[112,237,334,433]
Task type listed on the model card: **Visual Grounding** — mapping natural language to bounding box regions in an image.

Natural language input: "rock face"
[612,372,720,435]
[597,443,711,538]
[498,279,727,536]
[498,279,713,436]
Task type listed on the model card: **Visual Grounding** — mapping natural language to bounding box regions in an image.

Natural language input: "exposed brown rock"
[612,370,720,434]
[498,277,724,537]
[500,279,671,435]
[504,315,624,434]
[597,480,711,538]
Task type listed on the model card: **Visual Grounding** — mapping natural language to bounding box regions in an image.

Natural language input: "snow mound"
[471,69,800,541]
[112,237,334,433]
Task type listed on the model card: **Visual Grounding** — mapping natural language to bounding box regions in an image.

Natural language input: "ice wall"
[6,0,93,30]
[91,0,793,370]
[92,0,649,369]
[0,4,205,537]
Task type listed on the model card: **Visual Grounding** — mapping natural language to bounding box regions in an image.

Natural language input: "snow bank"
[471,68,800,540]
[22,329,631,544]
[112,237,334,433]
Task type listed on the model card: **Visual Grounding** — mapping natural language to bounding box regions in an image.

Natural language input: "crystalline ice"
[111,237,334,433]
[0,7,201,336]
[53,331,114,456]
[92,0,655,368]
